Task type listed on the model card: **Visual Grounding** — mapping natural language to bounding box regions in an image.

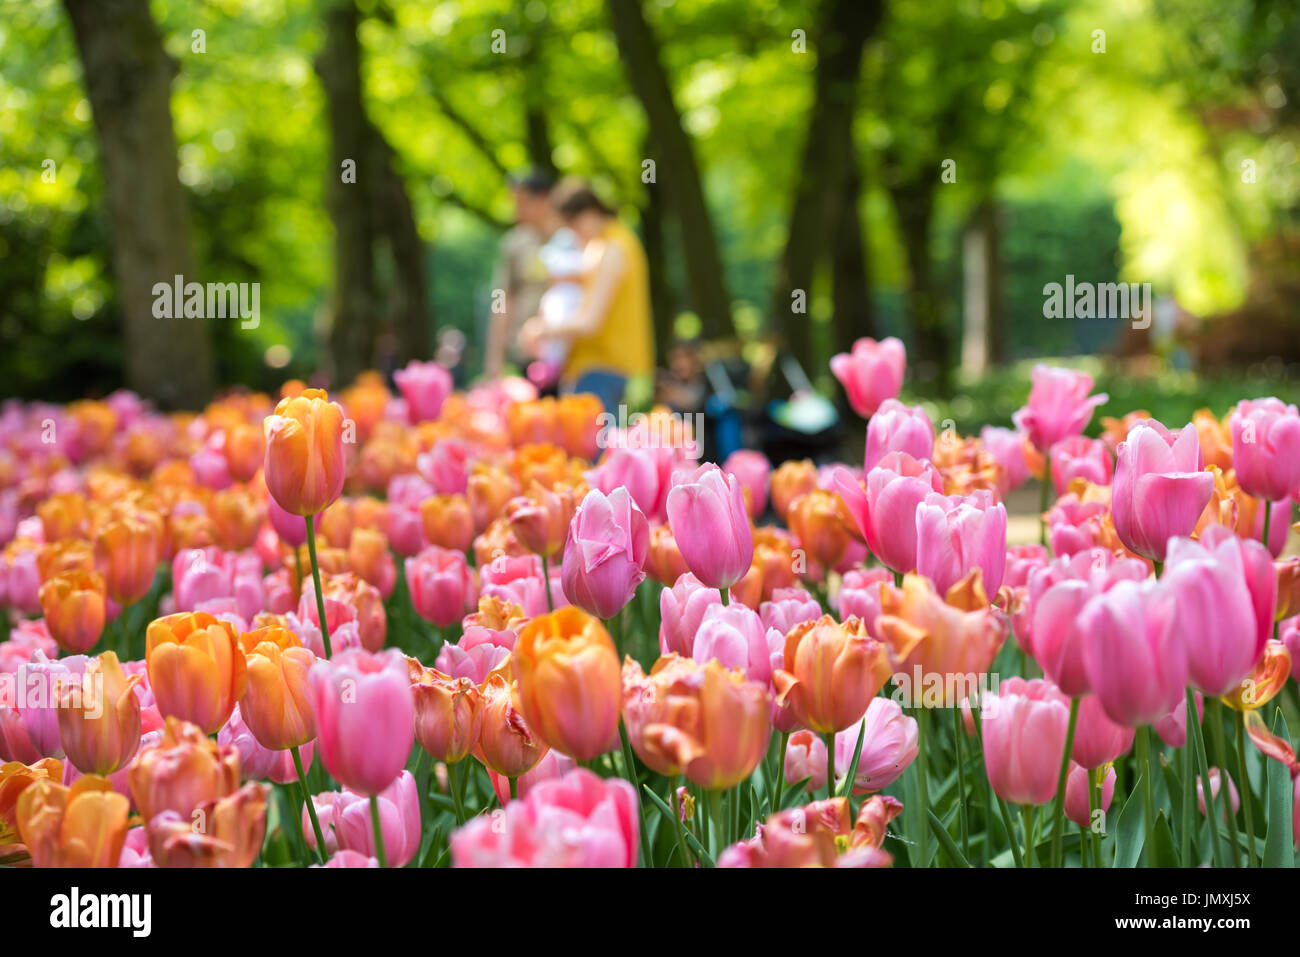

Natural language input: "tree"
[604,0,735,341]
[316,0,431,385]
[62,0,214,409]
[772,0,884,373]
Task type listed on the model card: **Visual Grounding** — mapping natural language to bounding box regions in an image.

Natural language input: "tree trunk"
[605,0,734,342]
[63,0,214,409]
[771,0,883,373]
[889,178,950,393]
[960,197,1004,375]
[830,112,874,359]
[640,139,676,359]
[317,0,432,384]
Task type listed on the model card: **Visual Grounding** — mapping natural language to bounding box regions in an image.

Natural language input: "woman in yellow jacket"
[519,182,654,413]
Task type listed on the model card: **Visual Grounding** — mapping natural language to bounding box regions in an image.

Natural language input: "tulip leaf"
[1111,773,1146,868]
[840,722,866,800]
[1148,811,1179,868]
[1263,710,1295,868]
[641,784,713,867]
[927,809,971,868]
[782,777,814,809]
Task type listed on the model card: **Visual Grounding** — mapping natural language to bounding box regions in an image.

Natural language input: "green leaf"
[1148,811,1179,868]
[840,722,866,799]
[1112,773,1146,868]
[781,777,813,809]
[641,784,713,867]
[1263,710,1295,868]
[927,809,971,868]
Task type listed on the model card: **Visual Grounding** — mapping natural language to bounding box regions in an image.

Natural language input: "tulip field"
[1,349,1299,873]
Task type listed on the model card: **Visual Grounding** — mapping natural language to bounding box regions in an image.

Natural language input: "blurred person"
[519,181,653,413]
[484,168,560,382]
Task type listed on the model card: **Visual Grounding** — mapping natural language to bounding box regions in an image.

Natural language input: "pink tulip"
[982,677,1071,805]
[1012,364,1108,452]
[5,544,42,614]
[172,547,265,623]
[394,360,453,424]
[829,336,906,419]
[10,654,89,758]
[436,624,516,685]
[723,449,771,518]
[480,554,549,618]
[586,445,676,523]
[1071,694,1135,769]
[864,399,934,471]
[451,768,639,868]
[1079,578,1187,727]
[1027,549,1148,695]
[1230,398,1300,502]
[835,452,944,575]
[189,447,232,490]
[305,771,421,867]
[560,487,648,620]
[488,749,578,805]
[981,426,1032,491]
[406,546,478,628]
[1164,528,1275,696]
[1045,494,1109,557]
[834,698,918,793]
[318,850,379,868]
[760,587,823,637]
[1064,762,1114,828]
[1004,544,1050,589]
[1049,435,1112,494]
[267,495,320,547]
[836,568,891,627]
[914,489,1007,595]
[666,465,753,589]
[220,703,314,785]
[692,603,777,684]
[309,648,413,795]
[1111,420,1213,562]
[1154,691,1203,749]
[1196,767,1240,821]
[783,730,827,792]
[658,572,722,657]
[417,437,470,496]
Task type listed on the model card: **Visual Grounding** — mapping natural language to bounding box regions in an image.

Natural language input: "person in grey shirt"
[484,169,560,381]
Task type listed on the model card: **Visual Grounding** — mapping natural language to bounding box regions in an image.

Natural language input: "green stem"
[448,760,466,826]
[823,730,836,801]
[509,775,518,802]
[708,788,726,864]
[1021,804,1036,867]
[304,517,332,658]
[1235,710,1258,867]
[1136,725,1156,863]
[1089,773,1103,868]
[1181,732,1196,867]
[719,587,730,606]
[1262,498,1273,549]
[915,706,930,866]
[619,723,653,867]
[292,745,327,865]
[1187,689,1223,867]
[1038,450,1052,547]
[773,730,789,810]
[541,553,554,613]
[1206,698,1241,867]
[952,707,970,861]
[369,793,388,868]
[1051,697,1080,867]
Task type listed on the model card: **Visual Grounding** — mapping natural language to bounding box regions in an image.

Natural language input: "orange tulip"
[771,459,818,521]
[94,511,163,605]
[473,517,528,566]
[1277,557,1300,623]
[147,781,268,868]
[57,651,142,775]
[37,492,90,542]
[505,480,577,558]
[1192,408,1234,472]
[646,525,689,586]
[36,539,95,583]
[510,442,568,490]
[787,489,851,571]
[1221,641,1292,712]
[507,399,559,448]
[468,464,517,532]
[16,775,129,868]
[223,421,266,483]
[210,486,264,551]
[129,717,241,823]
[0,758,63,849]
[319,499,355,549]
[875,571,1008,700]
[146,611,248,734]
[238,627,316,750]
[464,595,528,633]
[39,569,107,654]
[555,393,604,461]
[773,615,891,734]
[262,388,347,516]
[323,572,387,652]
[622,654,771,790]
[408,659,482,763]
[513,608,621,761]
[421,494,475,552]
[474,672,547,779]
[347,527,397,597]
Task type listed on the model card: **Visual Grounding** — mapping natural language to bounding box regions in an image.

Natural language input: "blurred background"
[1,0,1298,431]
